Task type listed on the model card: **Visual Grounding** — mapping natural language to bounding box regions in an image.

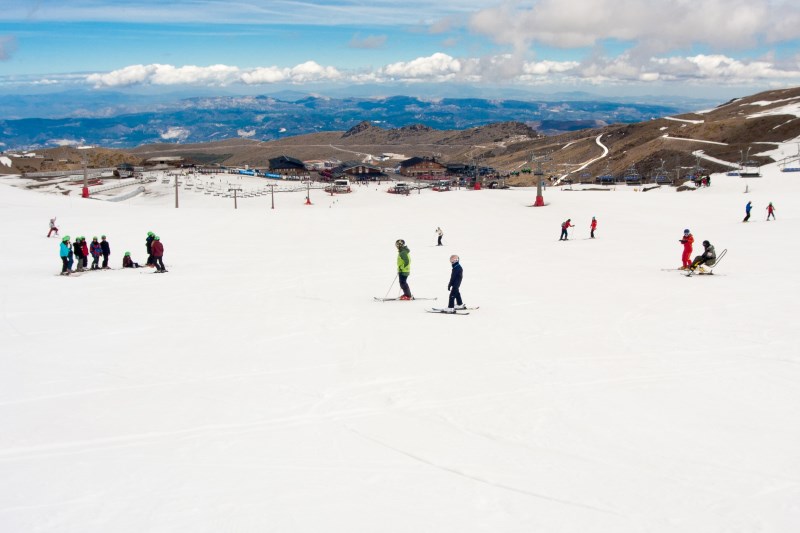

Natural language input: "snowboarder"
[559,219,574,240]
[59,235,71,275]
[766,202,776,221]
[743,201,752,222]
[690,240,717,272]
[679,229,694,269]
[590,216,597,239]
[47,217,59,238]
[89,237,102,270]
[73,237,85,272]
[145,231,155,266]
[152,235,166,272]
[446,255,465,313]
[100,235,111,269]
[396,239,412,300]
[435,227,444,246]
[80,237,89,269]
[122,252,140,268]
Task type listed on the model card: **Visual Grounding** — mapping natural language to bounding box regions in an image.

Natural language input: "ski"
[430,306,477,312]
[374,296,437,302]
[426,308,469,315]
[686,249,727,277]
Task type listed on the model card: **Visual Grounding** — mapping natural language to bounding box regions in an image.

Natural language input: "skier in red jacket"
[590,216,597,239]
[559,219,574,241]
[679,229,694,269]
[151,236,167,273]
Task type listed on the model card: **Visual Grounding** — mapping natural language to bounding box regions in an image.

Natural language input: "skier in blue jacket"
[446,254,466,313]
[743,201,752,222]
[59,236,71,275]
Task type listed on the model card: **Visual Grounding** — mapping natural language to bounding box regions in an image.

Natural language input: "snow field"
[1,170,799,532]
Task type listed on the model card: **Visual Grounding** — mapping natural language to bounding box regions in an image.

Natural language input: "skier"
[67,239,74,272]
[590,216,597,239]
[446,254,466,313]
[743,201,752,222]
[435,227,444,246]
[73,237,85,272]
[152,235,167,272]
[145,231,155,266]
[395,239,412,300]
[89,237,102,270]
[690,240,717,272]
[122,252,141,268]
[100,235,111,269]
[559,219,573,241]
[679,229,694,269]
[47,217,59,238]
[766,202,776,221]
[59,235,71,275]
[80,237,89,270]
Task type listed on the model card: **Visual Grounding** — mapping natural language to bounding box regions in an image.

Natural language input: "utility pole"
[175,173,179,208]
[228,187,242,209]
[81,156,89,198]
[270,184,275,209]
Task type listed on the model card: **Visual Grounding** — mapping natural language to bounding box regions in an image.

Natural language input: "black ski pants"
[448,287,463,308]
[437,235,443,246]
[61,256,69,273]
[155,257,166,271]
[398,273,411,297]
[102,253,109,268]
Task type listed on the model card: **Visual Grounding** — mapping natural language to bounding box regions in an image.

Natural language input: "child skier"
[47,217,59,238]
[590,216,597,238]
[743,201,752,222]
[766,202,776,221]
[100,235,111,269]
[73,237,85,272]
[152,236,167,272]
[559,219,574,240]
[146,232,155,266]
[59,235,71,275]
[89,237,102,270]
[446,255,465,313]
[80,237,89,269]
[679,229,694,269]
[435,227,444,246]
[122,252,140,268]
[396,239,412,300]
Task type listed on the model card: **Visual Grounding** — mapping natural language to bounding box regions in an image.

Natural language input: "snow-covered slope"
[1,167,799,532]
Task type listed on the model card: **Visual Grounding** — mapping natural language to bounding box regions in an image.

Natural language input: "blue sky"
[2,0,800,98]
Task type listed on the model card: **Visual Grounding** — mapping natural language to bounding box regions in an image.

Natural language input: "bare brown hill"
[7,86,799,184]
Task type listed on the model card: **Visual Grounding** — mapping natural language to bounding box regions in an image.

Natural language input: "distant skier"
[690,240,717,272]
[73,237,85,272]
[435,227,444,246]
[679,229,694,269]
[446,254,466,313]
[559,219,574,241]
[743,201,752,222]
[122,252,141,268]
[766,202,776,221]
[100,235,111,269]
[89,237,102,270]
[59,235,71,275]
[590,216,597,239]
[47,217,59,238]
[145,232,155,266]
[152,235,167,273]
[395,239,412,300]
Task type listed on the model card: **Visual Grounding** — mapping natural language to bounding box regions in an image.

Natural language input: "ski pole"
[383,274,398,299]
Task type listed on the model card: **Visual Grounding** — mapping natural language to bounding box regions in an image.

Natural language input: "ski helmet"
[147,231,154,236]
[154,235,160,240]
[92,236,98,240]
[684,229,690,234]
[702,240,710,247]
[395,239,405,248]
[101,235,106,239]
[62,235,70,242]
[124,252,131,256]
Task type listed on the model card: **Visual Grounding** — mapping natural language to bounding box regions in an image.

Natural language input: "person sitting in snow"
[122,252,140,268]
[690,240,717,272]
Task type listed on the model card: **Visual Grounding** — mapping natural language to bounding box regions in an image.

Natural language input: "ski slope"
[1,168,799,533]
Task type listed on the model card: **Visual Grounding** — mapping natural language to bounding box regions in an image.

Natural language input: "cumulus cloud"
[0,35,17,61]
[160,127,190,141]
[469,0,800,55]
[381,53,462,81]
[348,34,387,49]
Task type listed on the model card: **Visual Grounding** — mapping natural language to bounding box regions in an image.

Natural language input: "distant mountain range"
[0,93,700,150]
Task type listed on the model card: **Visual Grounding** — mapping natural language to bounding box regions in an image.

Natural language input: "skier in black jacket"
[100,235,111,269]
[145,232,155,266]
[73,238,85,272]
[447,255,465,313]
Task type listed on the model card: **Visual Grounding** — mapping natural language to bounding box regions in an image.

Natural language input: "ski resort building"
[399,157,447,179]
[269,155,307,176]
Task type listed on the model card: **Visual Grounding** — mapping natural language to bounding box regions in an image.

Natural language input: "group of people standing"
[59,235,111,275]
[54,220,167,275]
[394,237,465,313]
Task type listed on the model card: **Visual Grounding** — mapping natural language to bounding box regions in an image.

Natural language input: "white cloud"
[381,53,462,81]
[160,127,190,141]
[348,34,387,49]
[237,129,256,138]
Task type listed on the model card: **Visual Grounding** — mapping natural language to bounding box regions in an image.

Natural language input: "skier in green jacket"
[396,239,413,300]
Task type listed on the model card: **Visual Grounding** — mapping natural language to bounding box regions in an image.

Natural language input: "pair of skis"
[373,297,478,315]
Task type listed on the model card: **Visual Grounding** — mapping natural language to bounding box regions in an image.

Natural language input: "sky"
[1,0,800,99]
